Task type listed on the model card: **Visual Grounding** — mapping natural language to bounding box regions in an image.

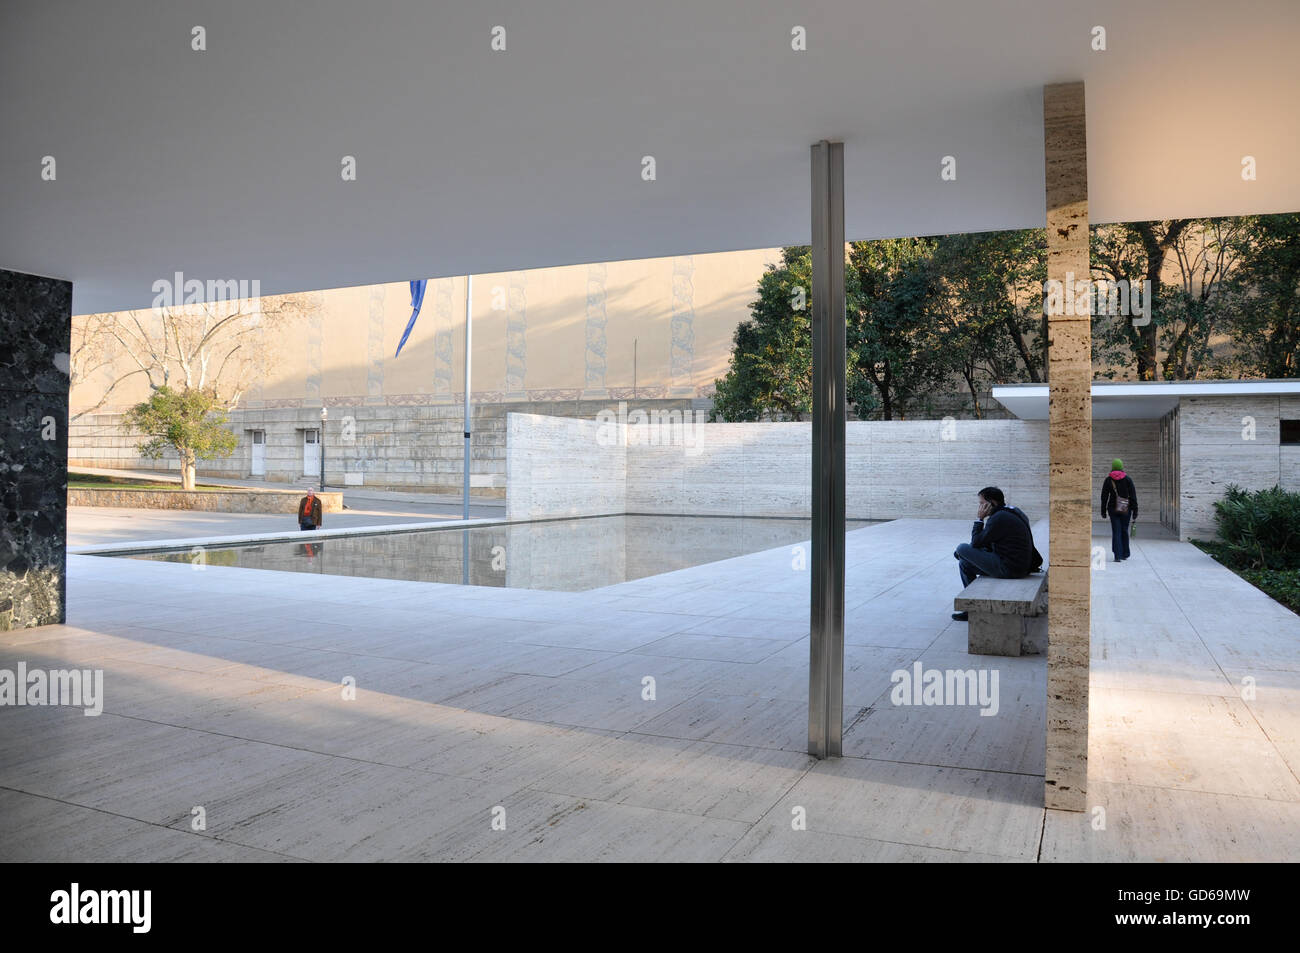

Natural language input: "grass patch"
[1193,539,1300,615]
[68,472,226,492]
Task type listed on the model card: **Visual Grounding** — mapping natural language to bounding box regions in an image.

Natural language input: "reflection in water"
[128,515,876,592]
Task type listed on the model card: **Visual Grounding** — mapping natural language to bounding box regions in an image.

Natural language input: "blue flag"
[395,279,428,357]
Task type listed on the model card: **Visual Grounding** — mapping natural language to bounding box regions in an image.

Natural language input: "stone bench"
[955,572,1049,657]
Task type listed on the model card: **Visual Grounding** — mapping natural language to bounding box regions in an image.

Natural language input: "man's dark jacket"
[970,506,1034,575]
[298,496,323,527]
[1100,474,1138,519]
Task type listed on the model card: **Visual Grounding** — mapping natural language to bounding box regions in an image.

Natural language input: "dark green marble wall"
[1,269,72,629]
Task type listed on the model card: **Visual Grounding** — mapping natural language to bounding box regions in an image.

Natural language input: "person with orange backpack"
[1101,458,1138,562]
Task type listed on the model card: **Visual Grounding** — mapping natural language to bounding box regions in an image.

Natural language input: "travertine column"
[0,269,72,629]
[1043,82,1091,811]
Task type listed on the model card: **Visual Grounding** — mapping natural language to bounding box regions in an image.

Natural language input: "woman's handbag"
[1109,477,1130,515]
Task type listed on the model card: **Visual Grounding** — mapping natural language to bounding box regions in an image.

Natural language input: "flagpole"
[463,275,473,523]
[462,275,473,586]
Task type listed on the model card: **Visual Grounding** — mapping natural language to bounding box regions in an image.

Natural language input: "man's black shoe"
[952,611,969,622]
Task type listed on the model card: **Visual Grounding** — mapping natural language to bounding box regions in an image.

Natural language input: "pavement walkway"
[2,518,1297,861]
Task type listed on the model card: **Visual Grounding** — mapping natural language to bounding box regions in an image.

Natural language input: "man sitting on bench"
[952,486,1035,621]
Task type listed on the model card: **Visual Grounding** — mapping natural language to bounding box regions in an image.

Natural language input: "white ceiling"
[3,0,1298,315]
[993,381,1300,419]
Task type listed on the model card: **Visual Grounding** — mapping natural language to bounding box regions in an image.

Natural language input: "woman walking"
[1101,458,1138,562]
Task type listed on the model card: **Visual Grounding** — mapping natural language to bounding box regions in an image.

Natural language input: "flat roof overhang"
[992,380,1300,420]
[2,0,1299,315]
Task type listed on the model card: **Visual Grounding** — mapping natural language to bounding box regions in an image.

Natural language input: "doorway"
[250,430,266,476]
[303,428,320,476]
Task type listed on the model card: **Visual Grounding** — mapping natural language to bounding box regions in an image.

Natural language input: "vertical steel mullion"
[808,140,846,759]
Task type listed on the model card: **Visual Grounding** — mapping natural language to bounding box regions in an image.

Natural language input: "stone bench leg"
[967,612,1025,657]
[1021,610,1048,655]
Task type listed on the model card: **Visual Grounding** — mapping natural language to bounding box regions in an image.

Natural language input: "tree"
[123,386,239,490]
[714,237,1021,422]
[847,238,949,419]
[68,313,143,421]
[927,230,1047,413]
[73,293,306,412]
[1224,213,1300,378]
[1159,217,1251,380]
[1091,220,1201,380]
[711,248,815,421]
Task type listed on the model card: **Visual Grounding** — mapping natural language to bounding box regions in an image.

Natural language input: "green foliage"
[123,386,238,469]
[1207,484,1300,570]
[847,237,949,419]
[1236,569,1300,614]
[712,240,959,421]
[1224,212,1300,378]
[926,229,1047,412]
[713,213,1299,423]
[711,248,814,421]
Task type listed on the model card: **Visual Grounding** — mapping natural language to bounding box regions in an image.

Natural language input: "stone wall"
[624,419,1054,520]
[1,270,72,629]
[1091,418,1160,517]
[506,412,1160,523]
[69,397,701,497]
[505,413,627,520]
[67,488,343,514]
[1179,394,1300,541]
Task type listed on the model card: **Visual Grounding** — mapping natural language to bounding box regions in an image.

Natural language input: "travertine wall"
[1092,419,1159,516]
[626,419,1053,520]
[1179,394,1300,540]
[507,412,1161,523]
[505,413,627,520]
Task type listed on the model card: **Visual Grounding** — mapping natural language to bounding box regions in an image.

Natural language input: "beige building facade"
[69,248,782,492]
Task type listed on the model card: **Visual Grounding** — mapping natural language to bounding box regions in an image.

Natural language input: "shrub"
[1211,484,1300,570]
[1238,569,1300,614]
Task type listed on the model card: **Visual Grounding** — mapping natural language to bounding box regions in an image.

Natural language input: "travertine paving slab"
[737,756,1043,859]
[723,827,1027,863]
[529,734,813,823]
[448,789,752,862]
[181,760,520,862]
[843,685,1047,775]
[0,788,298,863]
[631,631,795,664]
[6,521,1298,861]
[631,693,810,751]
[1041,780,1300,862]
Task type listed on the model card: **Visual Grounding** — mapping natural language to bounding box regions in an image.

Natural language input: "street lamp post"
[319,406,327,493]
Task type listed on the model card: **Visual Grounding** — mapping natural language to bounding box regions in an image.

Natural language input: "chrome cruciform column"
[808,140,846,759]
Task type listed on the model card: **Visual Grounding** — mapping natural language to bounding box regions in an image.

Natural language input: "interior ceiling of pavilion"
[2,0,1297,315]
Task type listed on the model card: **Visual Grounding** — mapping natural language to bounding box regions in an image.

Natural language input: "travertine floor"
[2,519,1297,861]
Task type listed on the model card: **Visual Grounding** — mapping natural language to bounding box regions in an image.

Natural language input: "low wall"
[68,488,344,514]
[627,418,1052,520]
[69,399,702,495]
[505,413,626,520]
[506,413,1161,523]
